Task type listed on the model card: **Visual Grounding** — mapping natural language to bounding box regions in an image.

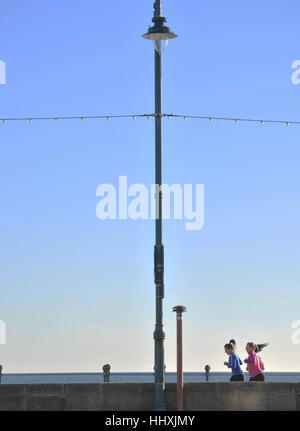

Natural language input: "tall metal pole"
[153,0,166,412]
[173,306,186,411]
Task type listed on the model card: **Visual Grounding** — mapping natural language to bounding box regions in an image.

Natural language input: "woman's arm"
[227,354,238,369]
[224,355,232,368]
[244,351,254,364]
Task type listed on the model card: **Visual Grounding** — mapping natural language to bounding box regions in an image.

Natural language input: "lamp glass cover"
[153,39,168,52]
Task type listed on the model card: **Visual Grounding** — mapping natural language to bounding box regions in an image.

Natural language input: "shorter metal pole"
[102,364,111,382]
[0,365,2,384]
[205,365,211,382]
[173,306,187,411]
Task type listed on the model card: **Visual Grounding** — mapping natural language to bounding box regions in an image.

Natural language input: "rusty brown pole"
[173,305,186,411]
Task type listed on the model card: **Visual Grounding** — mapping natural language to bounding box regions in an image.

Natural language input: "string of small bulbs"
[0,113,299,127]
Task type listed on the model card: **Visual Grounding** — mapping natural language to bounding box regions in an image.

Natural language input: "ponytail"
[255,343,268,353]
[247,341,269,353]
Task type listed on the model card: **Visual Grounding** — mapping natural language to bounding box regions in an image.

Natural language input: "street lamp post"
[142,0,177,411]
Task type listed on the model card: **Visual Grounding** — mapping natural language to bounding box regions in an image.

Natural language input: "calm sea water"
[2,372,300,384]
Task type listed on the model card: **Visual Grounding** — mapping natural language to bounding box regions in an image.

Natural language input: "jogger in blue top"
[224,339,244,381]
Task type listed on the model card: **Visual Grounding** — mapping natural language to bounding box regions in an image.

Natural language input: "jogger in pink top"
[244,341,268,381]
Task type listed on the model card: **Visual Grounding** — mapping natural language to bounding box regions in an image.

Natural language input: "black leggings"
[249,373,265,381]
[230,374,244,381]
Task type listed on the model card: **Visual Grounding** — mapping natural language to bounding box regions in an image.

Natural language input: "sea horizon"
[2,371,300,384]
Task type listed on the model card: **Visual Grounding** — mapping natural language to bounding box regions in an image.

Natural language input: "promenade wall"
[0,382,300,411]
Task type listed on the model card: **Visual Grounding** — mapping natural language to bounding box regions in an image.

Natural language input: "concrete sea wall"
[0,382,300,411]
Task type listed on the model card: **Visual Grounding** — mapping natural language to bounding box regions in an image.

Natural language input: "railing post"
[103,364,111,382]
[205,365,211,382]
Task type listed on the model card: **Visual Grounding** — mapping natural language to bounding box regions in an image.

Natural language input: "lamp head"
[142,1,177,51]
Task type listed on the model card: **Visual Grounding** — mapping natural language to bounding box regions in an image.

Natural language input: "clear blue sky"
[0,0,300,372]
